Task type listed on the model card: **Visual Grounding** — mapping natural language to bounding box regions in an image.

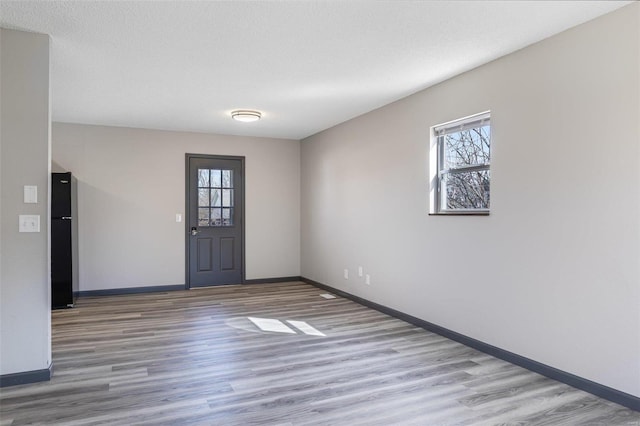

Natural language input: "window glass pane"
[211,208,222,226]
[198,189,209,207]
[222,208,233,226]
[211,189,221,207]
[222,170,232,188]
[198,169,209,187]
[443,125,490,169]
[211,169,222,188]
[222,189,233,207]
[198,208,210,226]
[442,170,490,210]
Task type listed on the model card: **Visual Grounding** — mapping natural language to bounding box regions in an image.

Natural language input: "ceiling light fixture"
[231,110,262,123]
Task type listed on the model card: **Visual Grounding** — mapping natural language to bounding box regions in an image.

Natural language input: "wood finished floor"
[1,281,638,425]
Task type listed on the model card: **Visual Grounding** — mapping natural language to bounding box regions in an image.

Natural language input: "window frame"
[430,111,491,216]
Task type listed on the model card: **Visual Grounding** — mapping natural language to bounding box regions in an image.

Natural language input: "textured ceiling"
[0,1,630,140]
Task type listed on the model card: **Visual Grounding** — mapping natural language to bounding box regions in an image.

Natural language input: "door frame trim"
[185,153,246,289]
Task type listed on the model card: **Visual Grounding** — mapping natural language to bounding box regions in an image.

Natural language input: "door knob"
[190,227,199,236]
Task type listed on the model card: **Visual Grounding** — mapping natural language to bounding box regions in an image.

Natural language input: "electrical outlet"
[365,274,371,285]
[344,269,349,279]
[358,266,363,277]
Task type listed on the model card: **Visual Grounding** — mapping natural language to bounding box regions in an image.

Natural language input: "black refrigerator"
[51,172,79,309]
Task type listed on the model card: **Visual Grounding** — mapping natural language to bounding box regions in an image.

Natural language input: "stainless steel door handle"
[190,227,199,236]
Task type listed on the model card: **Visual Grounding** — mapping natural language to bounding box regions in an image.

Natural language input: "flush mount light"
[231,110,262,123]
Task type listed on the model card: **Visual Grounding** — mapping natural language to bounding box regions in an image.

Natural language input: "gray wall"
[301,4,640,397]
[0,29,52,376]
[52,123,300,291]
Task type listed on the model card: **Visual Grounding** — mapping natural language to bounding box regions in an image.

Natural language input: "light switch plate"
[176,213,182,223]
[19,215,40,232]
[24,185,38,203]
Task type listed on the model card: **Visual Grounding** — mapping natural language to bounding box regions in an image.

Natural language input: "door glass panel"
[212,208,222,226]
[222,170,232,188]
[197,168,233,227]
[198,189,209,207]
[198,208,210,226]
[198,169,209,187]
[211,189,221,207]
[222,208,233,226]
[222,189,233,207]
[211,169,221,188]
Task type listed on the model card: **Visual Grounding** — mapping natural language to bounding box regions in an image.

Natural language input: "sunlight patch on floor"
[242,316,327,337]
[286,320,326,337]
[248,316,297,334]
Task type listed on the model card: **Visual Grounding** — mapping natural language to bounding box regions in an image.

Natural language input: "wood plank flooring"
[1,281,638,425]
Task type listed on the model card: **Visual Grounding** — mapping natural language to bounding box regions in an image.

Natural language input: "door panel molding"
[185,154,245,288]
[197,237,213,272]
[220,237,235,271]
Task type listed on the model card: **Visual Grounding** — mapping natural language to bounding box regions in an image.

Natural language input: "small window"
[431,112,491,214]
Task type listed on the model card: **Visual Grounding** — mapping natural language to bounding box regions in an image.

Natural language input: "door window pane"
[198,208,210,226]
[198,169,209,187]
[198,189,209,207]
[222,170,232,188]
[222,208,233,226]
[211,189,221,207]
[222,189,233,207]
[212,208,222,226]
[211,169,221,188]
